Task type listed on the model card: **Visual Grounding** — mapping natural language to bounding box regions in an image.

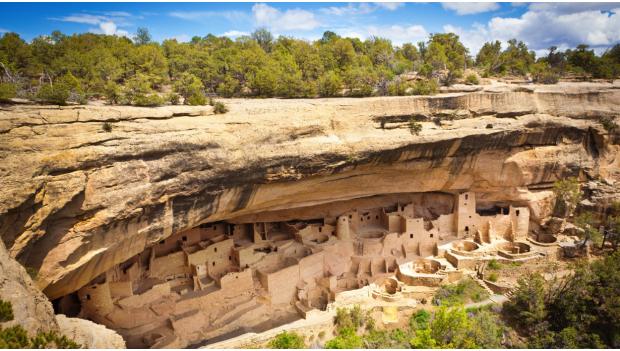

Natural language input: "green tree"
[251,28,273,53]
[134,27,152,45]
[173,72,205,104]
[553,177,581,217]
[317,70,342,97]
[267,331,305,349]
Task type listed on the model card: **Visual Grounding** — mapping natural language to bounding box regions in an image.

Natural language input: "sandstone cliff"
[1,82,619,300]
[0,240,125,348]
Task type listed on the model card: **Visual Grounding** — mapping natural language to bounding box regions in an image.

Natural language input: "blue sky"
[1,2,619,56]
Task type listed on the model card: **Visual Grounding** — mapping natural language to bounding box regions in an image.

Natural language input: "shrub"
[465,74,480,85]
[433,277,489,306]
[325,327,363,349]
[487,259,501,270]
[267,331,305,349]
[0,300,13,322]
[410,79,438,96]
[487,272,499,282]
[600,116,618,132]
[0,82,17,102]
[0,326,80,348]
[132,93,164,107]
[36,84,70,105]
[102,122,112,133]
[318,70,342,97]
[386,79,409,96]
[537,71,560,84]
[167,92,180,105]
[103,81,121,105]
[186,93,207,106]
[213,101,228,114]
[408,117,422,135]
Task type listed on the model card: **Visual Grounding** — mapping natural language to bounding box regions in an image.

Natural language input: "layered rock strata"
[0,82,618,301]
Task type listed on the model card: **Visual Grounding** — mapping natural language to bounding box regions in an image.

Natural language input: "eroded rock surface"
[1,82,619,301]
[56,314,126,349]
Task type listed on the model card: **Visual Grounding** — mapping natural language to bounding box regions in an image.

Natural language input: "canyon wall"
[0,82,619,300]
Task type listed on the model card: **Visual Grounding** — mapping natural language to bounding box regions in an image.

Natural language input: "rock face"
[0,240,57,335]
[0,240,124,348]
[56,314,126,349]
[1,82,619,301]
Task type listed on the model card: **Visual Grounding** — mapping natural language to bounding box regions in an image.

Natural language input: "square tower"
[456,191,478,238]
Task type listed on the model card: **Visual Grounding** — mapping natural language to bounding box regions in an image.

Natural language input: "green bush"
[487,259,501,270]
[487,272,499,282]
[167,92,180,105]
[36,84,70,105]
[408,117,423,135]
[0,299,13,322]
[325,327,363,349]
[267,331,305,349]
[433,277,489,306]
[0,326,80,348]
[317,70,342,97]
[465,73,480,85]
[103,81,121,105]
[0,82,17,102]
[132,93,164,107]
[102,122,112,133]
[187,93,207,106]
[213,101,228,114]
[410,79,438,95]
[600,116,618,132]
[386,79,409,96]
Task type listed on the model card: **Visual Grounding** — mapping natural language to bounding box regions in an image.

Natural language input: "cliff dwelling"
[55,191,536,348]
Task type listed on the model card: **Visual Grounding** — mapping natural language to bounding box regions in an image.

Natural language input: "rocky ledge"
[1,82,619,300]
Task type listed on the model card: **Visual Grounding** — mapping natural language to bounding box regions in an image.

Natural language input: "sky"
[1,2,619,56]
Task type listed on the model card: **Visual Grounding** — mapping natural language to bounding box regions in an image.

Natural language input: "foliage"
[36,83,70,105]
[0,300,13,323]
[504,253,620,348]
[553,177,581,217]
[434,277,489,306]
[408,118,422,135]
[213,101,228,114]
[410,79,438,95]
[267,331,305,349]
[0,326,80,349]
[575,211,603,247]
[487,272,498,282]
[487,259,501,270]
[103,81,122,105]
[317,70,342,97]
[465,73,479,85]
[102,122,112,133]
[325,327,364,349]
[173,72,205,104]
[333,306,367,333]
[600,116,618,132]
[0,82,16,102]
[1,29,619,105]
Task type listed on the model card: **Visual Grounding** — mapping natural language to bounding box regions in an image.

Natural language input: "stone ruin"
[59,191,534,348]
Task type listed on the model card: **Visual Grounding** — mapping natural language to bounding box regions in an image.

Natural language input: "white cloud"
[0,28,8,33]
[334,24,427,46]
[169,10,247,22]
[252,3,320,31]
[367,24,427,45]
[222,30,249,38]
[320,3,375,16]
[441,2,500,15]
[375,2,405,11]
[51,12,133,37]
[89,21,129,37]
[443,23,491,54]
[443,4,620,56]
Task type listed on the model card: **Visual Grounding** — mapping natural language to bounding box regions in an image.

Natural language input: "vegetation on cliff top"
[1,28,619,106]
